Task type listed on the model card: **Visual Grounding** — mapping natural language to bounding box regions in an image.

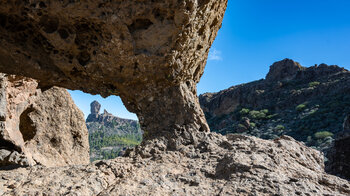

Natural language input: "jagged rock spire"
[90,101,101,115]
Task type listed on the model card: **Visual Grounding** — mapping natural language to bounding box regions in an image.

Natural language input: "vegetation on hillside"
[86,105,143,162]
[89,131,142,161]
[203,66,350,153]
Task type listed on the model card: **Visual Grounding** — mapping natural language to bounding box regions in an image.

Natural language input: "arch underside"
[0,0,227,149]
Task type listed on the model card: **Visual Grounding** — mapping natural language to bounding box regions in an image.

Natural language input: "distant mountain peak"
[86,101,142,161]
[103,109,112,116]
[266,58,304,81]
[90,100,101,114]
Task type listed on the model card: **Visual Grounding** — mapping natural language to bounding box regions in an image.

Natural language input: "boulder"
[0,74,89,168]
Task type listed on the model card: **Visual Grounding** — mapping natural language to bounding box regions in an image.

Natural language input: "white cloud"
[208,48,223,61]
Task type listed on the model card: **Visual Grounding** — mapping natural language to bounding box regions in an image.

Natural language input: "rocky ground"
[1,133,349,195]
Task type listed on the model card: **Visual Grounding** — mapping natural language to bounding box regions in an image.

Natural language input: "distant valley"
[86,101,143,161]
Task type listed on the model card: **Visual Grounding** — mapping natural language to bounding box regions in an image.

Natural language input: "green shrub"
[249,110,266,119]
[275,125,285,130]
[240,108,250,115]
[309,81,320,87]
[296,104,306,111]
[250,122,256,128]
[261,109,269,114]
[314,131,333,139]
[237,124,247,130]
[266,114,277,119]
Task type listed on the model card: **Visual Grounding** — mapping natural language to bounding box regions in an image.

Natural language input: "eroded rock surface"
[0,0,227,146]
[0,75,89,168]
[1,134,349,195]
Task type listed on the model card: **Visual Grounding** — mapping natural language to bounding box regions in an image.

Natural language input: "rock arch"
[0,0,227,150]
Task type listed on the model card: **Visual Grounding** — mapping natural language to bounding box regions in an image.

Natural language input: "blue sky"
[69,0,350,120]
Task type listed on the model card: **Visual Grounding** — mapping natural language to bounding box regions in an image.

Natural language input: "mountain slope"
[199,59,350,153]
[86,101,142,161]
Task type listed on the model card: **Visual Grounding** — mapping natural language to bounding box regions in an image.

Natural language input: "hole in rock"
[0,13,7,28]
[128,19,153,33]
[77,51,91,66]
[38,1,47,8]
[19,107,37,142]
[40,15,59,34]
[68,90,142,162]
[58,28,69,39]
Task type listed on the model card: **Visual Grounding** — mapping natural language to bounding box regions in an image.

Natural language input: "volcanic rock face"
[266,58,304,81]
[90,101,101,115]
[199,60,350,152]
[0,74,89,168]
[1,134,349,195]
[0,0,227,145]
[326,115,350,180]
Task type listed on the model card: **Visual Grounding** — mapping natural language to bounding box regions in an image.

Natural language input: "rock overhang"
[0,0,227,98]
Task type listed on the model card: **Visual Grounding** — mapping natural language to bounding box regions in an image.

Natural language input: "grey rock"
[1,134,349,195]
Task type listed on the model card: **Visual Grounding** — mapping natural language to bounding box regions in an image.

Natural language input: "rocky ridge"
[86,101,142,161]
[200,59,350,153]
[0,74,89,168]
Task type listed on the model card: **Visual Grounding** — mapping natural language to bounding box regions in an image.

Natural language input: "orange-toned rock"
[0,75,89,168]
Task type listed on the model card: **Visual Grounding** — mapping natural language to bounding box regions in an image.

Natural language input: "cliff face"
[0,74,89,168]
[86,101,142,161]
[326,115,350,180]
[200,59,350,153]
